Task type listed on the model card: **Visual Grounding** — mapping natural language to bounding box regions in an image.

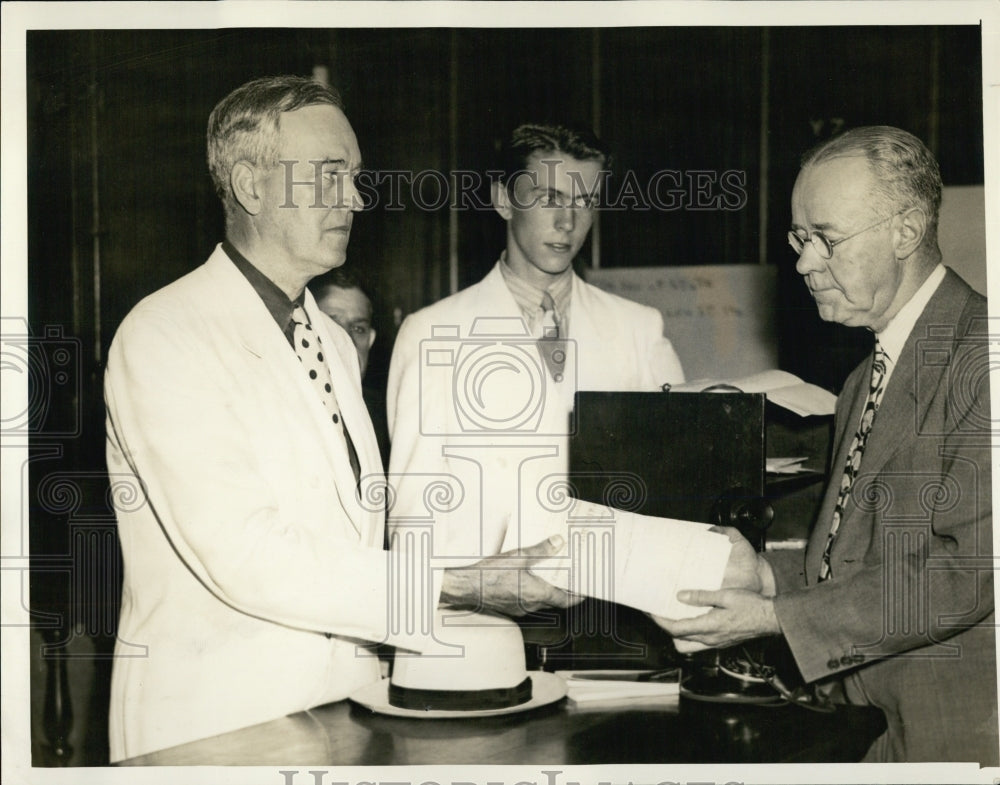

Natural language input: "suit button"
[827,658,840,670]
[841,655,854,666]
[852,654,865,663]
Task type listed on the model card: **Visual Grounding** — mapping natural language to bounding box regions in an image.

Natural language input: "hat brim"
[349,672,567,719]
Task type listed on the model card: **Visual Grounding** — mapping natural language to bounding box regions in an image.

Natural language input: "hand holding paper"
[715,525,775,595]
[653,529,780,651]
[652,588,781,651]
[441,535,586,617]
[529,499,734,621]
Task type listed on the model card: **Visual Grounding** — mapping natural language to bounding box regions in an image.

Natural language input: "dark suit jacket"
[769,267,998,764]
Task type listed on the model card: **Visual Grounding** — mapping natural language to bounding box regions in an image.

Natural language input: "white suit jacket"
[386,262,684,561]
[105,246,435,761]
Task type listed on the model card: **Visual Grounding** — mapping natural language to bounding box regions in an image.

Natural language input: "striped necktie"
[818,341,888,582]
[536,290,566,383]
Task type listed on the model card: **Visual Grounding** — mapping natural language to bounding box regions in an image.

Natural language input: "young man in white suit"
[387,124,686,562]
[103,77,579,761]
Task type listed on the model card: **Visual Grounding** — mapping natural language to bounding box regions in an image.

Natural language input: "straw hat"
[350,609,566,718]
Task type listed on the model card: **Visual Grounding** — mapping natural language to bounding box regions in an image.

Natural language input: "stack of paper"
[556,670,681,704]
[668,369,836,417]
[766,456,809,474]
[530,500,733,621]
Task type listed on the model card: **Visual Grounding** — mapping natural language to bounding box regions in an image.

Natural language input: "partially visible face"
[497,152,603,288]
[256,104,363,281]
[790,156,904,332]
[316,285,375,376]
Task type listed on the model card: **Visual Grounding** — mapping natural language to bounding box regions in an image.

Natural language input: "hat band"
[388,676,533,711]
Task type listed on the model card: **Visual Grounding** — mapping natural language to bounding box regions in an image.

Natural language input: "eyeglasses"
[787,209,907,259]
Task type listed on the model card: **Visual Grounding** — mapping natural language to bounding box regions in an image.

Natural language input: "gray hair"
[207,75,344,219]
[801,125,942,244]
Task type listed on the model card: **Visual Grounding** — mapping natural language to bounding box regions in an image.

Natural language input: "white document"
[555,669,680,704]
[668,369,836,417]
[530,499,732,620]
[766,456,809,474]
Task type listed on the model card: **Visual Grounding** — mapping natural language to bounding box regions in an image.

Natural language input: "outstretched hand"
[440,535,584,618]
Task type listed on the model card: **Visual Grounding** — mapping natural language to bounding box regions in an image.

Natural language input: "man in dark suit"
[657,126,997,764]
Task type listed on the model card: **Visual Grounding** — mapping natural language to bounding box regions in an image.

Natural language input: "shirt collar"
[223,240,304,339]
[876,263,945,366]
[497,250,574,324]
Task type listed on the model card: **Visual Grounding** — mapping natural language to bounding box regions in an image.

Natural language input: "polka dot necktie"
[818,342,888,582]
[291,305,361,485]
[536,290,567,383]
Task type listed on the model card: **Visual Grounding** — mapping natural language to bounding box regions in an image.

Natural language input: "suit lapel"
[853,270,967,480]
[204,248,289,362]
[304,292,383,545]
[202,248,373,542]
[476,262,529,321]
[805,363,869,580]
[476,261,579,411]
[568,274,600,343]
[806,269,971,580]
[567,276,609,393]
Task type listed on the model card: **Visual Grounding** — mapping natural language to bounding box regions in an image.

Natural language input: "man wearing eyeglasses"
[657,126,996,764]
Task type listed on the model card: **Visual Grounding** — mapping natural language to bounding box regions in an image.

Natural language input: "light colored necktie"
[536,291,566,383]
[818,342,888,582]
[291,305,361,485]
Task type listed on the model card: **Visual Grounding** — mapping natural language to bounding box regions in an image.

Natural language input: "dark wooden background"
[23,26,984,765]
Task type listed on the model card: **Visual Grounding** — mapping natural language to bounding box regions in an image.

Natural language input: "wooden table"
[120,693,886,765]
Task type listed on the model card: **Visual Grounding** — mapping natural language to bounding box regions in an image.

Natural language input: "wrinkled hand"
[440,535,584,617]
[651,587,780,651]
[651,528,778,652]
[713,526,776,596]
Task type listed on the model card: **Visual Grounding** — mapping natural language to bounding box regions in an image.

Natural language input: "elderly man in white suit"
[103,77,577,762]
[387,124,686,562]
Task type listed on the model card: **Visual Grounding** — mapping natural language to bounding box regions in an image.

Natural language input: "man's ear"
[231,161,263,216]
[367,328,377,350]
[492,180,513,221]
[894,206,928,259]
